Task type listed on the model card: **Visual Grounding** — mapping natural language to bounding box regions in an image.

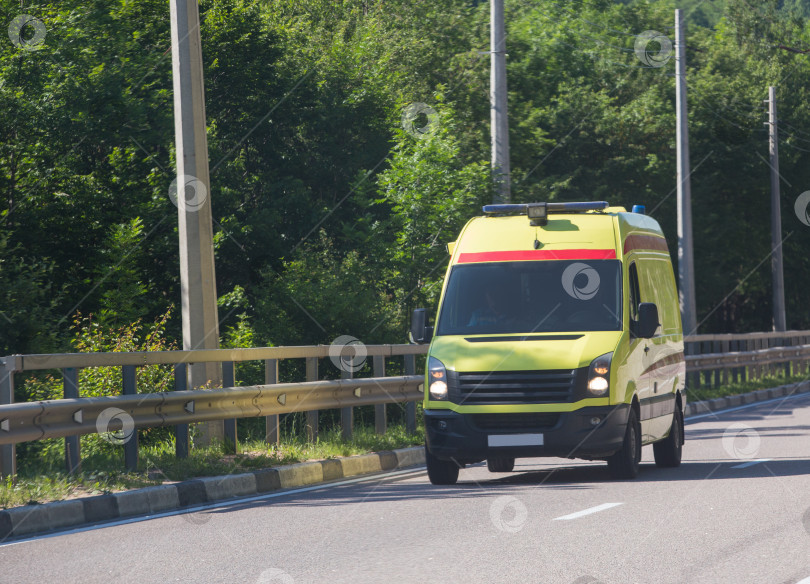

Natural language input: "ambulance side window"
[629,262,641,322]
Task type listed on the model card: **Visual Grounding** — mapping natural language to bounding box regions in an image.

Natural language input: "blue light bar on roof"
[482,201,609,215]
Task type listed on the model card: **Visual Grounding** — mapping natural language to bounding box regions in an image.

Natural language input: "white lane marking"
[686,391,810,422]
[796,578,810,584]
[0,466,426,547]
[552,502,623,521]
[730,458,772,469]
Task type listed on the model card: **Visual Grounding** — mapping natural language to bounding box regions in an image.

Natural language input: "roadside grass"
[0,424,424,509]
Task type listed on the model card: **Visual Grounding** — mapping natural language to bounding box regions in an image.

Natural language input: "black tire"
[487,457,515,473]
[653,407,683,468]
[607,407,641,479]
[425,445,460,485]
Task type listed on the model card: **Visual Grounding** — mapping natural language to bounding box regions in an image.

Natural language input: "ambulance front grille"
[470,413,560,433]
[447,369,577,405]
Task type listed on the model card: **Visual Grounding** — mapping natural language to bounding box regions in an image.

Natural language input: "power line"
[779,130,810,145]
[689,90,765,134]
[687,85,764,121]
[543,0,663,39]
[779,118,810,140]
[780,140,810,153]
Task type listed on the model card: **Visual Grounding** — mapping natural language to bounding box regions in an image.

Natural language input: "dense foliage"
[3,0,810,364]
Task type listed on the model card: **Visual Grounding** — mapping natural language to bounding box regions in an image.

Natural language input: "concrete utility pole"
[491,0,511,202]
[675,9,697,334]
[766,86,787,331]
[170,0,223,443]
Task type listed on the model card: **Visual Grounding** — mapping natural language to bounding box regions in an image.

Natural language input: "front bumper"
[424,404,630,463]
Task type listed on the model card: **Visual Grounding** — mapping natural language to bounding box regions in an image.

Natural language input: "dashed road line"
[730,458,772,469]
[552,502,623,521]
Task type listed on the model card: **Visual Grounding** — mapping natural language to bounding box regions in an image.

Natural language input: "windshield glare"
[436,260,622,335]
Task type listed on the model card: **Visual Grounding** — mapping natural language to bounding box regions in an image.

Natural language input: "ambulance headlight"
[587,352,612,397]
[428,357,449,400]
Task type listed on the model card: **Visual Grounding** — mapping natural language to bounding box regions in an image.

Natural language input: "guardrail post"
[721,340,730,385]
[766,337,773,377]
[0,360,17,479]
[265,359,280,445]
[756,338,764,379]
[341,366,353,441]
[373,355,386,435]
[222,361,237,454]
[305,357,318,442]
[404,354,417,435]
[122,365,138,472]
[747,339,755,381]
[63,367,81,475]
[686,340,698,392]
[731,340,740,383]
[175,363,189,459]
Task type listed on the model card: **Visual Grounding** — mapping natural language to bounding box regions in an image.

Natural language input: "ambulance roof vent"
[482,201,609,226]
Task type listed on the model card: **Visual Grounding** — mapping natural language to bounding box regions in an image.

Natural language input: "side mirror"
[637,302,660,339]
[410,308,433,344]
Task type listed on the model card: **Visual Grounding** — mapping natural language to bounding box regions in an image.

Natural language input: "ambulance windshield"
[436,260,622,335]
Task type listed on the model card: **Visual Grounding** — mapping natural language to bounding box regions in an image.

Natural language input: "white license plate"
[488,433,544,447]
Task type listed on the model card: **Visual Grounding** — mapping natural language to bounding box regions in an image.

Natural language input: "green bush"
[16,309,177,467]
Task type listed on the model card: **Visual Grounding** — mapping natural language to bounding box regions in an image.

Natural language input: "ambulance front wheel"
[487,457,515,472]
[607,407,641,479]
[425,445,460,485]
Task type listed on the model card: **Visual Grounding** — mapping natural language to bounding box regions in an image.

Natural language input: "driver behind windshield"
[468,283,515,327]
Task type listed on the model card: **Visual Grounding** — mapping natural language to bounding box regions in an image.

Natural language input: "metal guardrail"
[3,332,810,478]
[684,330,810,390]
[685,330,810,343]
[0,375,423,445]
[5,344,427,372]
[686,344,810,372]
[0,344,430,478]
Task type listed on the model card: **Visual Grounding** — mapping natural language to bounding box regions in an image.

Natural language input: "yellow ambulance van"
[410,201,685,484]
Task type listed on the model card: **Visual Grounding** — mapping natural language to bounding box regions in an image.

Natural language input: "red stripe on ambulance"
[457,249,617,263]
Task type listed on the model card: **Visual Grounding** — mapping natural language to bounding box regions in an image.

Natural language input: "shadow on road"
[205,456,809,515]
[202,395,810,514]
[686,392,810,427]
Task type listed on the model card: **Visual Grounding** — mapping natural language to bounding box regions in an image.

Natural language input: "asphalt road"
[3,393,810,584]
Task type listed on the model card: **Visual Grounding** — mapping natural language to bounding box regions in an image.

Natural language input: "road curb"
[0,446,425,542]
[683,379,810,418]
